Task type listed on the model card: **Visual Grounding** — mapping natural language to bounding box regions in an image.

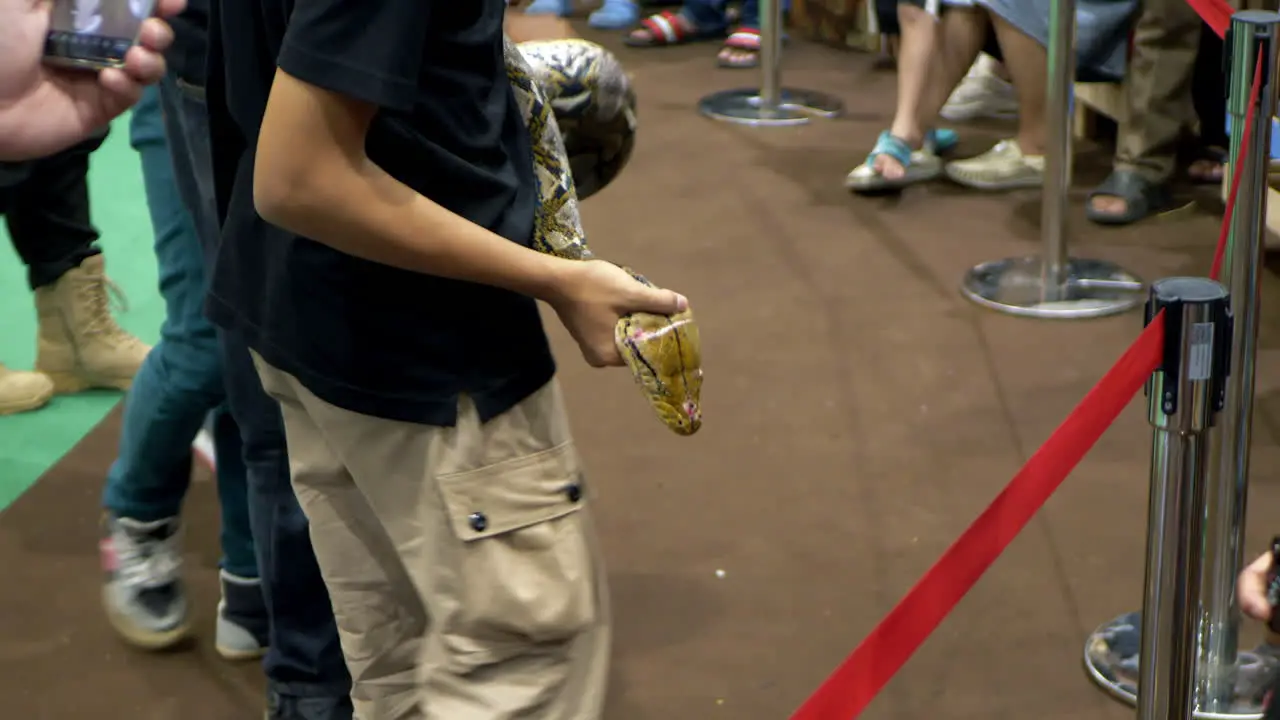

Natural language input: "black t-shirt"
[205,0,554,426]
[165,0,208,86]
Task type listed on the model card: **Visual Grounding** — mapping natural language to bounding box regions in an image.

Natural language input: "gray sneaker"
[100,515,189,649]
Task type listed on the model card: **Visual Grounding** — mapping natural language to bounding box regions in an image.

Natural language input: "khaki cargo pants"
[253,354,611,720]
[1118,0,1278,181]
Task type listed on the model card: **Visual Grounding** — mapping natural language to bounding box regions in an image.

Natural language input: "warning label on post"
[1188,322,1213,381]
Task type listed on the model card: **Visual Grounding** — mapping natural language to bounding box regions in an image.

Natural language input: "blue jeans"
[157,72,352,702]
[103,85,256,580]
[684,0,788,30]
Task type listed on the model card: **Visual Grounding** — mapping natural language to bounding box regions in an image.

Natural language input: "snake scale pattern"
[507,38,703,436]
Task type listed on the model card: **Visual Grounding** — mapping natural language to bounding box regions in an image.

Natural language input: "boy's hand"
[1240,551,1275,623]
[550,260,687,368]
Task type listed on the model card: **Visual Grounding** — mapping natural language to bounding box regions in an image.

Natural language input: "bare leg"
[916,9,988,127]
[987,13,1046,155]
[876,5,985,179]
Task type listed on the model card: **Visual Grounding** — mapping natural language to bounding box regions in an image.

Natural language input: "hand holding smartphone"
[42,0,159,71]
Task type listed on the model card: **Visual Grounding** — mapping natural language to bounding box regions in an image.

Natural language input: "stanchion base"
[960,255,1145,319]
[1083,612,1272,720]
[698,88,844,126]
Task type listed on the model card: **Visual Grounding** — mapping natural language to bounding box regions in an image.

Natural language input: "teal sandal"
[845,129,956,193]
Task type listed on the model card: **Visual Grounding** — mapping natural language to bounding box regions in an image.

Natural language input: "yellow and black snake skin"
[508,38,703,436]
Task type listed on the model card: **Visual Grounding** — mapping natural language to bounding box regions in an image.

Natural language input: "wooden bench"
[1072,81,1125,140]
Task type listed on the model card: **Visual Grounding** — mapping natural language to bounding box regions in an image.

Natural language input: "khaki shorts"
[253,354,611,719]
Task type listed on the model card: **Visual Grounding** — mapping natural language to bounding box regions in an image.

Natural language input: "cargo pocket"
[435,441,596,656]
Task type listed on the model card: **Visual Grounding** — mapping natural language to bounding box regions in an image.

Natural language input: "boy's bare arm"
[253,68,568,303]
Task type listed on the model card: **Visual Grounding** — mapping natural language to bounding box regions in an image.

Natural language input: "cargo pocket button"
[468,512,488,532]
[564,483,582,503]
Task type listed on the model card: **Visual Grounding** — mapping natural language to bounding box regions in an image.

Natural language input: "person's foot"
[588,0,639,29]
[1085,170,1173,226]
[523,0,571,16]
[100,515,190,650]
[624,10,721,47]
[1188,158,1225,184]
[216,570,270,661]
[265,690,355,720]
[940,54,1019,122]
[717,29,761,69]
[34,255,151,394]
[0,364,53,415]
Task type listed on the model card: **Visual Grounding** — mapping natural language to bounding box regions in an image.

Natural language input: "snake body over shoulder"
[508,38,703,436]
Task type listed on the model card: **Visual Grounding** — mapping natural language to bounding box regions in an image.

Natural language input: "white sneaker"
[940,54,1019,122]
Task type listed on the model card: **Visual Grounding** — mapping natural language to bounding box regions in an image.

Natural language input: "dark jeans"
[684,0,788,30]
[157,71,352,702]
[102,85,256,579]
[0,134,104,290]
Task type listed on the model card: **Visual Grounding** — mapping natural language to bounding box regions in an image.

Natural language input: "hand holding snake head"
[509,37,704,436]
[616,307,702,436]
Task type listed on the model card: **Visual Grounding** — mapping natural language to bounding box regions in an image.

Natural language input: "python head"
[614,309,703,436]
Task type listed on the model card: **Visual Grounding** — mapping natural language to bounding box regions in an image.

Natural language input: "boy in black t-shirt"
[206,0,687,715]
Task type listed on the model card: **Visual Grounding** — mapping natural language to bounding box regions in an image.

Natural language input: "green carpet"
[0,115,164,509]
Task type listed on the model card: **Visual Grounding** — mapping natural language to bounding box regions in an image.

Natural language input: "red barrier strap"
[788,1,1259,713]
[1186,0,1232,38]
[789,313,1165,720]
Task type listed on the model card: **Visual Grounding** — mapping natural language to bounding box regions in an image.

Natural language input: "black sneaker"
[216,570,270,661]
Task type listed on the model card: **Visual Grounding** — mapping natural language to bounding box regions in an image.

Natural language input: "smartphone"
[42,0,157,71]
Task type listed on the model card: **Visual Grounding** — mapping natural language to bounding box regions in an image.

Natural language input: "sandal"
[845,131,944,193]
[624,10,724,47]
[588,0,640,29]
[1085,169,1174,226]
[1188,146,1226,185]
[718,28,763,69]
[716,27,794,69]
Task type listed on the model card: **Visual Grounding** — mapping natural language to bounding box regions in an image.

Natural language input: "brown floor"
[7,26,1280,720]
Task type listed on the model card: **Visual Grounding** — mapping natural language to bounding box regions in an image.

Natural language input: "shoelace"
[76,272,136,340]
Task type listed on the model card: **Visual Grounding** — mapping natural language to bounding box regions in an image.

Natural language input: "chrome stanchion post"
[1083,279,1234,718]
[958,0,1144,319]
[1082,15,1280,718]
[698,0,844,126]
[1202,10,1279,715]
[1135,280,1232,720]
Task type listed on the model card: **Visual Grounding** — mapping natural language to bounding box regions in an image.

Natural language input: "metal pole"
[1040,0,1076,290]
[1083,15,1280,718]
[1136,279,1230,720]
[1083,279,1234,718]
[958,0,1144,318]
[698,0,843,125]
[759,0,782,107]
[1201,10,1279,714]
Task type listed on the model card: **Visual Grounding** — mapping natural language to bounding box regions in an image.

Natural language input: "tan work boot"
[0,364,55,415]
[34,255,151,393]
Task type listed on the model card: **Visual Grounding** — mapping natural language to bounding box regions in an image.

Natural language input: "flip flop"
[1085,170,1174,226]
[624,10,725,47]
[845,131,943,192]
